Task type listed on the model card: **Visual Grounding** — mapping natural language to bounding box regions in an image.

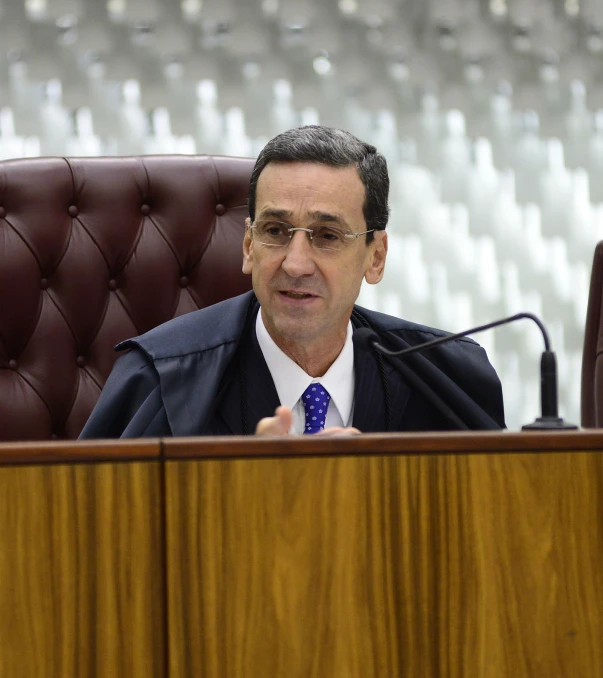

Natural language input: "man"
[80,126,504,438]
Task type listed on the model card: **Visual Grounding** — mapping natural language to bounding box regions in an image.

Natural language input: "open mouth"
[280,291,316,299]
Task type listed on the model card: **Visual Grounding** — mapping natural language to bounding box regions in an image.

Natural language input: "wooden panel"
[0,439,161,465]
[0,461,165,678]
[163,430,603,460]
[166,450,603,678]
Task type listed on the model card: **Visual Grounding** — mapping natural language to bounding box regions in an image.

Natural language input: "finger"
[255,417,282,436]
[275,406,293,434]
[255,406,293,436]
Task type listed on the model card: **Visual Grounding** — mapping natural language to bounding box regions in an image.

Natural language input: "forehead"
[255,162,366,222]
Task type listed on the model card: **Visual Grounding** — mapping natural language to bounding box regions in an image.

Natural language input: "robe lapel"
[216,320,281,435]
[244,346,281,432]
[352,343,385,433]
[351,316,412,433]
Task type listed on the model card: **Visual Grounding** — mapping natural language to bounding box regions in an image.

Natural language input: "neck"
[262,320,348,378]
[280,338,346,378]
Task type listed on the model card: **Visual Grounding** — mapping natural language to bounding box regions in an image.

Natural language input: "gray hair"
[248,125,389,243]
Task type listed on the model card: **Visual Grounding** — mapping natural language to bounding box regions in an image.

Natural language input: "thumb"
[255,406,294,436]
[275,406,293,435]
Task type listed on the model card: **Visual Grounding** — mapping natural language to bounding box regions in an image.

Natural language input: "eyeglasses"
[249,220,375,252]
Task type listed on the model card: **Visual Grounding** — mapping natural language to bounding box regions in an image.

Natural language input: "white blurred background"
[1,0,599,429]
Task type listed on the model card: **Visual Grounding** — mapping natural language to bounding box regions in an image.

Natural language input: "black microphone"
[353,313,578,431]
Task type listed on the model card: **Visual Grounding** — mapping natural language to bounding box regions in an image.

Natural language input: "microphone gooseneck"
[354,312,577,431]
[357,313,550,357]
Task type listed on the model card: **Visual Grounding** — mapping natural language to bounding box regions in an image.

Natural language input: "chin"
[272,317,321,343]
[279,321,318,340]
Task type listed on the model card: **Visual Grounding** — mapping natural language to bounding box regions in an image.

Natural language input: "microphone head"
[352,327,380,351]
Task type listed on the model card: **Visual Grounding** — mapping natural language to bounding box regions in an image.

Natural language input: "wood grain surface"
[0,439,161,465]
[165,449,603,678]
[163,429,603,460]
[0,461,165,678]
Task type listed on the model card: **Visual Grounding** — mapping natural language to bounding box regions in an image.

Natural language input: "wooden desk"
[0,440,165,678]
[1,432,603,677]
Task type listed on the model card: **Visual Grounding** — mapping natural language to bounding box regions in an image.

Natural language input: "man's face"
[242,161,388,350]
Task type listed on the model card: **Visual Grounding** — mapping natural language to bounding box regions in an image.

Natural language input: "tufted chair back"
[582,240,603,427]
[0,155,254,441]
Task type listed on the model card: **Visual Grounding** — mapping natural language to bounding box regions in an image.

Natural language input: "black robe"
[79,291,505,438]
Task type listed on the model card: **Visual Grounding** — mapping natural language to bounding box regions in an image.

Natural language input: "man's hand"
[255,406,293,436]
[255,406,361,436]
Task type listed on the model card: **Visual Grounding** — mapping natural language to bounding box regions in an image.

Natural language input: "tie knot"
[302,383,331,434]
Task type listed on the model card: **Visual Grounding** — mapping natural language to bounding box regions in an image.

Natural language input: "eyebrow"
[257,208,293,221]
[257,208,348,227]
[308,211,347,226]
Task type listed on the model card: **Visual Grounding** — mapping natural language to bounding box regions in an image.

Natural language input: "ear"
[364,231,388,285]
[242,217,254,274]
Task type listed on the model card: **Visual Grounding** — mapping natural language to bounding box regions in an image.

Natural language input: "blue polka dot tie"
[302,383,331,434]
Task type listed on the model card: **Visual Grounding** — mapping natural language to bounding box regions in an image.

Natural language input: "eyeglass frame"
[247,220,377,251]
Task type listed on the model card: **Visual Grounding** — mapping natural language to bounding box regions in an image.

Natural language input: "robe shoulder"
[117,291,255,360]
[80,292,256,439]
[355,304,480,341]
[355,305,506,428]
[79,348,171,438]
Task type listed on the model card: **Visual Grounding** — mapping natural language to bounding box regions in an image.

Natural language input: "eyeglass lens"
[254,221,352,251]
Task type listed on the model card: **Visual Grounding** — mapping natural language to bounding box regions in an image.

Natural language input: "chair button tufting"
[68,205,79,217]
[76,356,86,368]
[141,204,151,215]
[108,279,118,291]
[215,203,226,216]
[0,206,6,218]
[51,433,59,440]
[8,359,17,370]
[40,278,49,290]
[179,276,189,288]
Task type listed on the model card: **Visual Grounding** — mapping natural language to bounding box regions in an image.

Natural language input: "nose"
[281,230,316,277]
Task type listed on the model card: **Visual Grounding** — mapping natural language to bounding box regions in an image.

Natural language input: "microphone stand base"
[522,417,579,431]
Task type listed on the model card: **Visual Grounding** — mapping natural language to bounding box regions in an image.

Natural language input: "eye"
[313,226,345,242]
[261,221,287,237]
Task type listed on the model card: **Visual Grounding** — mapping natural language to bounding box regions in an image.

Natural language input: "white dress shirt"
[255,311,355,434]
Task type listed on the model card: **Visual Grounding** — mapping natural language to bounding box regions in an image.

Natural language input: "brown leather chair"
[0,155,254,441]
[581,240,603,427]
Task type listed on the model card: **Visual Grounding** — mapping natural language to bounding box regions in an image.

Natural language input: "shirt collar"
[255,310,355,424]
